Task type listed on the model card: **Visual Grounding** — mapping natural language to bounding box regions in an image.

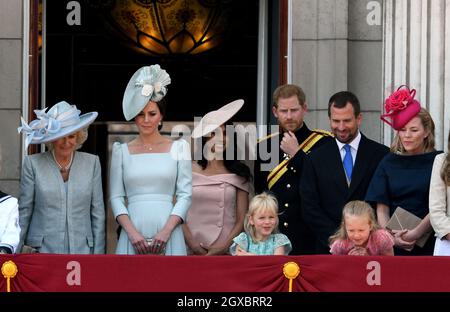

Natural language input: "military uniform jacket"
[254,124,332,254]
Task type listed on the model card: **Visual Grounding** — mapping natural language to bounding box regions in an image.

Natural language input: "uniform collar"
[281,123,311,141]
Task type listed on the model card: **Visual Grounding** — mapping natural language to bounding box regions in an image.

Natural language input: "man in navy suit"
[300,91,389,254]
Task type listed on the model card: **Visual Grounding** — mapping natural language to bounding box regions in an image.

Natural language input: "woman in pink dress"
[183,100,251,255]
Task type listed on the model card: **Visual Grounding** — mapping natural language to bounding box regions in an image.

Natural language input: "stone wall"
[292,0,384,142]
[0,0,23,196]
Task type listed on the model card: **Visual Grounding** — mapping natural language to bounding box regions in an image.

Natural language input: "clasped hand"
[199,243,229,256]
[348,246,368,256]
[129,231,167,254]
[391,229,416,251]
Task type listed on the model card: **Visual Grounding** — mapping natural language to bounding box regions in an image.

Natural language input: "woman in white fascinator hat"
[17,100,105,254]
[110,64,192,255]
[183,99,252,255]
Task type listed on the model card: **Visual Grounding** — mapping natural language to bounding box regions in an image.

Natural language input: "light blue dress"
[229,232,292,255]
[109,139,192,255]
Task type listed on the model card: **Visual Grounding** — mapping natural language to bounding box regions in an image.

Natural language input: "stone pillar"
[292,0,348,131]
[383,0,449,151]
[0,0,24,196]
[348,0,383,141]
[291,0,384,142]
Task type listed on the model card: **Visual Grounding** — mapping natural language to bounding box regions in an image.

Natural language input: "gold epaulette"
[267,131,325,189]
[313,129,334,137]
[257,132,280,144]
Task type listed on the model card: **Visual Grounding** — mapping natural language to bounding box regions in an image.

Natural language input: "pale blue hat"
[122,64,171,121]
[18,101,98,148]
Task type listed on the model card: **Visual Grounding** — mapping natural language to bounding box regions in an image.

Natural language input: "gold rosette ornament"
[283,262,300,292]
[2,260,18,292]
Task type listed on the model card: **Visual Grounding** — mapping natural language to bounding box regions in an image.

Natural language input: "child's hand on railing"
[236,245,255,256]
[348,246,368,256]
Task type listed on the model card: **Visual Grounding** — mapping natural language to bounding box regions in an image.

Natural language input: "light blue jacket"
[18,151,105,254]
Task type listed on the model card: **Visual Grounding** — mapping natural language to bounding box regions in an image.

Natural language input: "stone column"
[291,0,384,141]
[0,0,24,196]
[383,0,450,151]
[292,0,349,130]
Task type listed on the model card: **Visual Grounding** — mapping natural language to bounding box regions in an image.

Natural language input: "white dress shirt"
[335,131,361,166]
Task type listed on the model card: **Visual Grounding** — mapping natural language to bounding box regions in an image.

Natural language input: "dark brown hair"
[327,91,361,117]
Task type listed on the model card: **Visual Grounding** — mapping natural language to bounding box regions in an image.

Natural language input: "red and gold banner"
[0,254,448,292]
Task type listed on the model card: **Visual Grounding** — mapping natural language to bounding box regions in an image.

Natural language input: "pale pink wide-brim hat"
[191,99,244,139]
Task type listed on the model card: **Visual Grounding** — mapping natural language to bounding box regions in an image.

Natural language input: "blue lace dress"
[229,232,292,255]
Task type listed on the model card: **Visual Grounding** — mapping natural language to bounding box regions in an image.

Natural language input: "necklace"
[52,150,73,173]
[138,138,162,151]
[141,143,153,151]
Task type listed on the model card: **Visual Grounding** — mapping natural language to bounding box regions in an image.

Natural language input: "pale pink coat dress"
[185,172,249,253]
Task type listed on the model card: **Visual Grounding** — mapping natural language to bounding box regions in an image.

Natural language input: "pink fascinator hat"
[381,85,421,130]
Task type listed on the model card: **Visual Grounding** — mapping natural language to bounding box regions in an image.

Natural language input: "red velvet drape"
[1,254,449,292]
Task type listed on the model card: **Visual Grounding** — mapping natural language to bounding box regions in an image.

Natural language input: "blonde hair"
[45,128,89,151]
[244,192,279,241]
[329,200,379,244]
[390,108,436,154]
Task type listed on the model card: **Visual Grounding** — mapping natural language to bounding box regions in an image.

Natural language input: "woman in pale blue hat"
[17,101,105,254]
[110,64,192,255]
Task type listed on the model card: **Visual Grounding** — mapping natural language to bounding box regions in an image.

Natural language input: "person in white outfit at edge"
[0,191,20,254]
[0,146,20,254]
[430,129,450,255]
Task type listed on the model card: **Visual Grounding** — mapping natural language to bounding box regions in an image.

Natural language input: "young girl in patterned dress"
[230,192,291,255]
[329,200,394,256]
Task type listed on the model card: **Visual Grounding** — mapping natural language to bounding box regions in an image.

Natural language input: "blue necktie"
[343,144,353,182]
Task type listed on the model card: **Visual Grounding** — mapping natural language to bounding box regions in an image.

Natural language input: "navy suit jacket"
[300,133,389,254]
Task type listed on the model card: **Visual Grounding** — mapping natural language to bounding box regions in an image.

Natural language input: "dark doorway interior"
[45,0,258,122]
[43,0,259,252]
[45,0,259,171]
